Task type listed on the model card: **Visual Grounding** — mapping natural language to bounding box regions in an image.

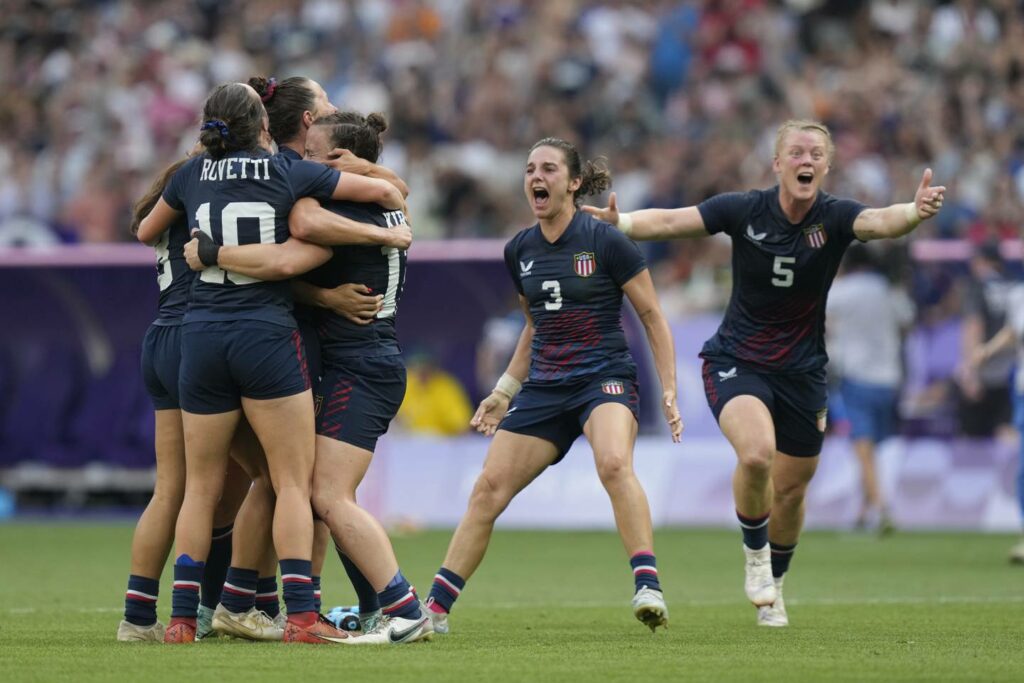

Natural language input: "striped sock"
[427,567,465,614]
[770,541,797,578]
[378,570,421,620]
[737,510,770,550]
[280,559,315,617]
[124,575,159,626]
[200,524,233,609]
[220,567,258,614]
[171,557,204,619]
[337,546,380,614]
[630,552,661,592]
[312,575,322,614]
[255,577,280,618]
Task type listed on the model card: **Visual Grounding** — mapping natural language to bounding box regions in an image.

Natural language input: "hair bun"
[366,112,388,134]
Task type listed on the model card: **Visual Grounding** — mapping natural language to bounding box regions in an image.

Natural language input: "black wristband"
[196,231,221,267]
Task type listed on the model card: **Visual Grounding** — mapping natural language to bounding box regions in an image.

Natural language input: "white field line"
[3,595,1022,615]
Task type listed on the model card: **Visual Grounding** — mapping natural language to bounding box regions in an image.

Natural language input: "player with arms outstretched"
[584,119,945,627]
[423,138,682,635]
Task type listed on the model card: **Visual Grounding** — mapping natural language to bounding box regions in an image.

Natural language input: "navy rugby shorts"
[179,320,310,414]
[314,354,406,452]
[701,358,827,457]
[141,322,182,411]
[498,373,639,463]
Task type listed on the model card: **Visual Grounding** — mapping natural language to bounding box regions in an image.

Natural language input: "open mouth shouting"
[531,186,550,211]
[796,171,814,186]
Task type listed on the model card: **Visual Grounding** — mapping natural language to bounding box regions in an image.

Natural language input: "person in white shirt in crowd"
[827,245,913,533]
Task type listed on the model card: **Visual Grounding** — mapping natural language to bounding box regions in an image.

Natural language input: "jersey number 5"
[771,256,795,288]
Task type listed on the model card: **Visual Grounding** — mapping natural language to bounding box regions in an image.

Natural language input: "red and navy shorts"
[701,358,827,458]
[179,320,310,415]
[314,354,406,452]
[498,373,639,463]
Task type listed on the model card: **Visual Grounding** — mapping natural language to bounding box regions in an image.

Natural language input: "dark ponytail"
[248,75,317,144]
[198,83,265,159]
[529,137,612,206]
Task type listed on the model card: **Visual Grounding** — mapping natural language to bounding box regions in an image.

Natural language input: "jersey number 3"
[771,256,795,288]
[542,280,562,311]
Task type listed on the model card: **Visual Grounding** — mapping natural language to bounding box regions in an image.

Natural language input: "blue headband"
[200,120,230,139]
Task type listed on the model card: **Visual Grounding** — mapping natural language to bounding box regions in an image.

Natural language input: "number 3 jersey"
[300,201,408,361]
[697,187,866,374]
[162,150,340,327]
[504,211,647,384]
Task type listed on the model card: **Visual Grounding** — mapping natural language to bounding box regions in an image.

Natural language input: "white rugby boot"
[342,613,433,645]
[757,577,788,627]
[422,598,450,635]
[116,619,165,642]
[631,586,669,632]
[211,604,284,641]
[743,544,777,607]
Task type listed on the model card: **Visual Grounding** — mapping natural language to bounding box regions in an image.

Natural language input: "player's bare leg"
[423,431,555,634]
[584,402,667,631]
[313,438,397,588]
[443,431,556,578]
[311,521,331,610]
[718,396,778,606]
[243,392,344,643]
[759,452,818,627]
[119,409,185,642]
[166,408,239,642]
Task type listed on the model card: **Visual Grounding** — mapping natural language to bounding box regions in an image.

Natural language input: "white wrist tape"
[904,202,921,228]
[617,212,633,235]
[493,373,522,400]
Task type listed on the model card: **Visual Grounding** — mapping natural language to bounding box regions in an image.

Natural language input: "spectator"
[828,245,914,533]
[957,241,1015,438]
[396,349,473,437]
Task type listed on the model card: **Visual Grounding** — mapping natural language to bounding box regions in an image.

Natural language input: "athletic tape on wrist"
[494,373,522,400]
[904,202,921,228]
[617,212,633,235]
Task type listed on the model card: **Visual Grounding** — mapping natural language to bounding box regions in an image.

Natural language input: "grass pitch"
[1,525,1022,682]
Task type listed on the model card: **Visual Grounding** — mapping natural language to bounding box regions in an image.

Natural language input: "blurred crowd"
[1,0,1022,249]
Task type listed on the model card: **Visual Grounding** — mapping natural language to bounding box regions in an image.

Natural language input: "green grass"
[2,525,1023,682]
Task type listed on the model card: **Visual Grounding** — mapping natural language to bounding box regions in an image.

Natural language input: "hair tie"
[261,77,278,103]
[200,120,230,139]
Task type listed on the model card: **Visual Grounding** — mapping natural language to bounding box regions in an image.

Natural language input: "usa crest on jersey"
[803,223,827,248]
[574,251,596,277]
[602,380,624,395]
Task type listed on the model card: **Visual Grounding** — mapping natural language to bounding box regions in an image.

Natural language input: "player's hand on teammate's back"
[388,224,413,250]
[470,392,510,437]
[321,283,382,325]
[662,391,683,443]
[580,191,620,225]
[912,168,946,222]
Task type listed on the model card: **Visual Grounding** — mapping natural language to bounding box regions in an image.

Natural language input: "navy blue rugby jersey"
[151,214,194,325]
[162,150,339,327]
[698,186,866,374]
[301,202,408,360]
[504,211,647,383]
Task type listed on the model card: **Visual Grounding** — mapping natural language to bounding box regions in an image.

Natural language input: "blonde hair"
[774,119,834,164]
